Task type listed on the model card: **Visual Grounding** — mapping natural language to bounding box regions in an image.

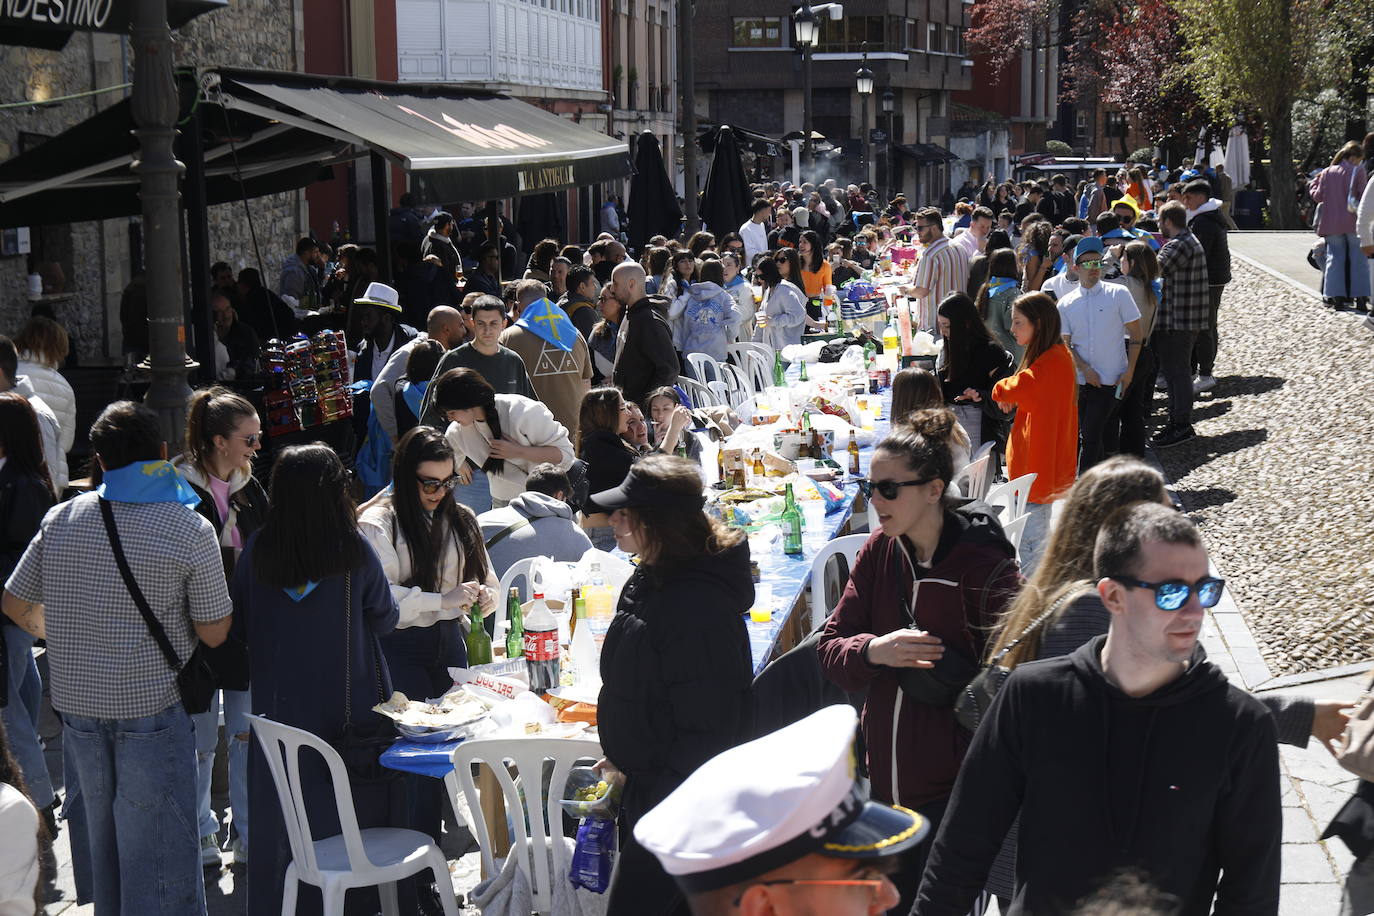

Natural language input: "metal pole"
[679,0,699,235]
[802,47,813,176]
[861,94,869,188]
[180,88,214,383]
[131,0,192,445]
[371,152,391,281]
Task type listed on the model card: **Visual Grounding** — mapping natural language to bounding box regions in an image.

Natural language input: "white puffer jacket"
[16,354,76,453]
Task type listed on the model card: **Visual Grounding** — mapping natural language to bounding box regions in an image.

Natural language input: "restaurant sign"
[518,164,574,192]
[1,0,225,33]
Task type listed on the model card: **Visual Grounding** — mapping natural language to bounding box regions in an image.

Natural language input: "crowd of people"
[2,149,1373,916]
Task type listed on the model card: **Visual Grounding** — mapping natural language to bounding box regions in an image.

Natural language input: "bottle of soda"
[522,592,561,693]
[782,483,803,555]
[465,604,493,666]
[504,587,524,659]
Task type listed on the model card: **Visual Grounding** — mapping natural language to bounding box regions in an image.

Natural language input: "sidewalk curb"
[1232,250,1321,302]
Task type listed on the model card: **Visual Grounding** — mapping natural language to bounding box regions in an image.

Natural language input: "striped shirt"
[911,236,970,325]
[5,492,230,719]
[1156,229,1210,331]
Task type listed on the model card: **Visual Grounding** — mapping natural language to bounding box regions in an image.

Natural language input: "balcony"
[397,0,603,96]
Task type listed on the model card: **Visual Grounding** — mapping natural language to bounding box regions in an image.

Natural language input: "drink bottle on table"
[466,604,493,666]
[782,483,803,556]
[505,588,525,659]
[523,592,561,694]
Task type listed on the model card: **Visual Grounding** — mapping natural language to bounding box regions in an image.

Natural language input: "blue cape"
[516,297,578,353]
[98,460,201,509]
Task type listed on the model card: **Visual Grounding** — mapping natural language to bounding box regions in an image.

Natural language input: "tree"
[1173,0,1355,228]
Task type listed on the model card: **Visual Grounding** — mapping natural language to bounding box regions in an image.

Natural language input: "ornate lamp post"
[793,4,819,171]
[881,86,895,198]
[855,42,874,187]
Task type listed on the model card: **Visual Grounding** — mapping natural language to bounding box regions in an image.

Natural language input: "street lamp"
[881,86,894,199]
[855,42,873,187]
[794,4,818,172]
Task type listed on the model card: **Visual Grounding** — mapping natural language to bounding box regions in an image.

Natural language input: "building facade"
[605,0,676,195]
[691,0,972,205]
[0,2,305,362]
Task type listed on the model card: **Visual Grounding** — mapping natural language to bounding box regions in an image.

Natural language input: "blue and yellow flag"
[516,297,578,353]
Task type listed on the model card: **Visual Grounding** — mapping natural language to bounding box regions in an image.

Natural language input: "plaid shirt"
[1156,229,1210,331]
[5,492,230,719]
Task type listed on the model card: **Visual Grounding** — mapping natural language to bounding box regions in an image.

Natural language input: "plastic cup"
[750,584,773,623]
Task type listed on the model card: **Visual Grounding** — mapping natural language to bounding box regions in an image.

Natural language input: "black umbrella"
[627,131,683,251]
[699,126,753,237]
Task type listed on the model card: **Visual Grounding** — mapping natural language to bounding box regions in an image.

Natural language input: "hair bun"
[907,407,956,443]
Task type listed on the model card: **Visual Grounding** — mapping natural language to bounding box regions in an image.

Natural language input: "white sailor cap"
[634,705,928,894]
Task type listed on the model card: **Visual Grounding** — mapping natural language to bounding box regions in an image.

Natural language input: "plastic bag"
[569,816,617,893]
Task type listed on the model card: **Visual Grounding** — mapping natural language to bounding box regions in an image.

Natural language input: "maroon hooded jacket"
[818,505,1020,809]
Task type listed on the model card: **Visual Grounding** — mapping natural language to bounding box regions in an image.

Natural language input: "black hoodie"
[915,635,1280,916]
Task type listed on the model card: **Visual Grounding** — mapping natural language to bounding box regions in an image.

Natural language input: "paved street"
[1230,230,1325,297]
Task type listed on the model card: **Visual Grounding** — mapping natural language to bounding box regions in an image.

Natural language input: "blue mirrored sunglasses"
[1107,575,1225,611]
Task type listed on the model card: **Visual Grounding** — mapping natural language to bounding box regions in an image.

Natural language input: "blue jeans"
[192,688,250,850]
[1,625,55,806]
[1017,501,1054,577]
[63,705,206,915]
[1324,233,1372,299]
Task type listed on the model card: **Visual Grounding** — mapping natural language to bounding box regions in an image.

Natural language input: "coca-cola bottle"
[522,592,561,694]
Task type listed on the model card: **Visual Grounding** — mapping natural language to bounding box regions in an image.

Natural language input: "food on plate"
[371,689,489,729]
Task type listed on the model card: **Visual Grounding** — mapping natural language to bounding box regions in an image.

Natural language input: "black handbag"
[332,571,399,785]
[99,498,218,715]
[953,591,1076,733]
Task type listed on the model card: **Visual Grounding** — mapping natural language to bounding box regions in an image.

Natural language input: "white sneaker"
[1193,375,1216,393]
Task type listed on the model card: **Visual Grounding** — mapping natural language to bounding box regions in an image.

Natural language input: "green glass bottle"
[466,604,493,666]
[504,587,524,659]
[782,482,803,555]
[773,349,786,386]
[798,357,809,381]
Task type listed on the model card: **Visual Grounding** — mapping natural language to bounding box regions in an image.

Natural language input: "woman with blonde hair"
[13,316,74,489]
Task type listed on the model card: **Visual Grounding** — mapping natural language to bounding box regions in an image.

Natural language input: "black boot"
[1355,297,1370,314]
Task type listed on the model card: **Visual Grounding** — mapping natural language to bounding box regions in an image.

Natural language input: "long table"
[742,368,892,674]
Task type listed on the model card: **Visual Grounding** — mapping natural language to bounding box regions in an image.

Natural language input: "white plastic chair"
[450,738,603,916]
[246,716,458,916]
[971,440,995,464]
[985,473,1037,522]
[1002,513,1030,556]
[951,455,992,502]
[807,534,868,631]
[685,352,720,384]
[717,362,752,409]
[494,557,540,640]
[678,375,718,409]
[728,341,775,367]
[741,350,771,394]
[707,379,731,407]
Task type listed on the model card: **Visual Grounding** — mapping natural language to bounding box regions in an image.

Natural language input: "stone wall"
[0,0,303,362]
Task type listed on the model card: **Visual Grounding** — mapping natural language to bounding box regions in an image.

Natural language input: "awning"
[894,143,959,165]
[214,69,629,201]
[0,67,630,228]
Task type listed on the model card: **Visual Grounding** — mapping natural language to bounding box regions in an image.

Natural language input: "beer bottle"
[848,428,862,476]
[798,357,809,382]
[773,349,786,386]
[504,587,524,659]
[465,604,493,666]
[782,483,804,555]
[752,449,766,479]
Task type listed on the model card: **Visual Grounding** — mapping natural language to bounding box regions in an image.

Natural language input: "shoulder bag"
[1335,673,1374,782]
[100,498,218,714]
[332,571,400,785]
[954,590,1077,733]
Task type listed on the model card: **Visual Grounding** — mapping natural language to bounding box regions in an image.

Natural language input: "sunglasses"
[1107,575,1226,611]
[416,474,461,495]
[237,433,262,447]
[859,477,933,500]
[1078,259,1103,270]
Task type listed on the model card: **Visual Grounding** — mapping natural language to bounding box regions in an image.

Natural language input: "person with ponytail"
[173,386,267,869]
[817,410,1020,916]
[991,292,1079,574]
[358,427,496,857]
[431,367,575,509]
[0,393,59,839]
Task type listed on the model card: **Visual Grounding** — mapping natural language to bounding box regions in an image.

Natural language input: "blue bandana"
[516,297,577,353]
[987,277,1019,297]
[283,581,320,602]
[98,460,202,509]
[401,379,428,418]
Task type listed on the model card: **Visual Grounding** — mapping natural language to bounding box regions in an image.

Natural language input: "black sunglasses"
[859,477,933,500]
[416,474,461,495]
[1107,575,1225,611]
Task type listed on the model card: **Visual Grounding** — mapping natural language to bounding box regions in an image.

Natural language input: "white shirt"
[739,219,770,266]
[952,228,984,261]
[1042,270,1079,302]
[443,394,575,503]
[1057,280,1141,385]
[0,784,38,916]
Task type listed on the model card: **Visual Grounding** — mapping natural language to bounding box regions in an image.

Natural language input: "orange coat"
[991,344,1078,504]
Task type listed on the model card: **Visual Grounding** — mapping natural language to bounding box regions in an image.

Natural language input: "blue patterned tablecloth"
[744,369,891,674]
